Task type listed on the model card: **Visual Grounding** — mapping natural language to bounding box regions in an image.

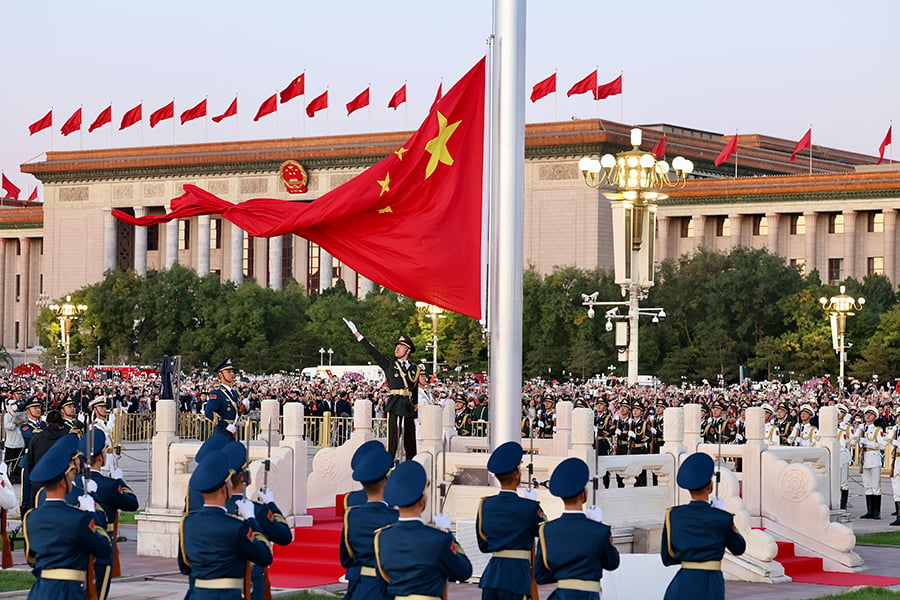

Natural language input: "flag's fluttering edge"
[790,128,811,163]
[714,134,738,166]
[113,58,487,319]
[877,125,892,165]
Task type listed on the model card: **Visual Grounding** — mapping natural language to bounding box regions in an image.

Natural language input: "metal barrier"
[116,412,154,442]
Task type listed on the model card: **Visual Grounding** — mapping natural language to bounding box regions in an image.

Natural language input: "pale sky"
[2,0,897,199]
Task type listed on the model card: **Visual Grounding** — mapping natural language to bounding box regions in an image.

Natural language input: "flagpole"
[734,130,738,178]
[891,119,894,165]
[325,87,330,136]
[204,96,209,143]
[808,124,813,175]
[368,83,373,133]
[236,93,241,141]
[79,105,84,151]
[619,70,624,122]
[275,91,280,141]
[553,68,558,122]
[171,97,177,145]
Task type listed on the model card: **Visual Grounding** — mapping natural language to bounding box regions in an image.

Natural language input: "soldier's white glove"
[242,398,250,410]
[78,494,96,513]
[537,421,544,429]
[628,430,636,439]
[258,488,275,505]
[650,428,658,435]
[521,487,538,501]
[710,496,726,510]
[110,467,124,480]
[552,426,557,433]
[342,318,360,338]
[735,434,744,442]
[226,423,237,434]
[236,498,256,520]
[586,505,604,522]
[614,429,621,436]
[433,513,452,530]
[0,462,6,476]
[85,479,98,494]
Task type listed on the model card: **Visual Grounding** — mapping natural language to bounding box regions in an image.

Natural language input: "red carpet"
[775,540,900,587]
[268,507,345,589]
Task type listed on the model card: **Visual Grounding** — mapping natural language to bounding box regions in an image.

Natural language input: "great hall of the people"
[2,119,897,359]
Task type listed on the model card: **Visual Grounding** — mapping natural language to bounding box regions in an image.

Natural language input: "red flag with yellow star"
[113,58,486,318]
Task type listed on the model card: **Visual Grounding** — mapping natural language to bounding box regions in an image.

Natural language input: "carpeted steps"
[773,538,900,587]
[268,507,345,589]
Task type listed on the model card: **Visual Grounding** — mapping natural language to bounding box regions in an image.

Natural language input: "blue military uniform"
[204,357,242,439]
[534,458,620,599]
[178,449,273,599]
[24,434,112,600]
[186,432,231,513]
[18,398,45,514]
[477,441,546,600]
[340,447,398,600]
[661,452,746,600]
[374,460,472,598]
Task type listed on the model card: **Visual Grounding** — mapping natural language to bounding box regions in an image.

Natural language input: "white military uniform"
[858,423,887,495]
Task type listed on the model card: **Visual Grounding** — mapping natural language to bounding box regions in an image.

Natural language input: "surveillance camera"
[605,320,613,332]
[588,307,595,319]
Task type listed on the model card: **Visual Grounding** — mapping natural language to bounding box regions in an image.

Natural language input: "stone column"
[730,214,744,249]
[151,399,178,509]
[552,401,573,457]
[657,216,670,262]
[570,407,595,468]
[743,406,766,517]
[420,404,443,458]
[319,249,333,293]
[815,406,840,510]
[683,403,702,452]
[661,406,685,457]
[165,219,178,269]
[103,209,117,273]
[268,236,283,291]
[693,215,707,251]
[358,275,375,299]
[133,207,148,277]
[804,212,817,275]
[281,402,310,522]
[843,210,856,280]
[197,215,211,277]
[259,399,282,445]
[884,209,896,286]
[17,238,30,350]
[766,213,779,255]
[230,224,243,285]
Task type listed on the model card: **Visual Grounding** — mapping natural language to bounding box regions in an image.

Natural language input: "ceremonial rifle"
[84,423,97,600]
[527,407,536,490]
[110,408,123,577]
[1,408,10,569]
[262,409,274,600]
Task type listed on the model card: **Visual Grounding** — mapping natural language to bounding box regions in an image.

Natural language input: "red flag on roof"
[120,103,142,130]
[790,128,812,163]
[61,108,82,136]
[149,101,174,128]
[89,106,112,133]
[28,186,39,201]
[651,136,666,159]
[212,98,238,123]
[306,91,328,118]
[254,94,278,121]
[388,84,407,110]
[431,83,443,111]
[1,174,20,200]
[113,58,488,319]
[596,75,622,100]
[567,70,598,99]
[714,134,738,166]
[346,87,370,115]
[180,99,207,124]
[877,126,892,165]
[28,110,53,135]
[280,73,305,104]
[530,73,556,103]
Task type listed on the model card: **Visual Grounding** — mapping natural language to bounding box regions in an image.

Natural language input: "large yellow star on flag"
[424,111,461,179]
[377,172,391,197]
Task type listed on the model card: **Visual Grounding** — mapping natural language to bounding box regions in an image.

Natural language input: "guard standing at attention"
[344,318,421,461]
[374,460,472,597]
[340,446,398,600]
[204,358,249,440]
[24,434,112,600]
[476,441,546,600]
[661,452,746,600]
[534,457,620,599]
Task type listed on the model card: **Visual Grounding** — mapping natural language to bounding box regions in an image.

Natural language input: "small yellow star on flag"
[394,147,408,160]
[424,111,461,179]
[377,173,391,197]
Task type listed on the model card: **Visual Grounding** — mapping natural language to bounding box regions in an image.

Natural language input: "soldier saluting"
[345,318,421,461]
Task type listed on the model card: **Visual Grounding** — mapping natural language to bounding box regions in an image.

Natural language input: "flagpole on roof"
[734,130,738,178]
[808,124,813,175]
[891,119,894,165]
[619,71,624,123]
[171,98,177,145]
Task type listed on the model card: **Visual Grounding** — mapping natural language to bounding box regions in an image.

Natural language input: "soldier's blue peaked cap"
[353,448,392,483]
[548,457,589,499]
[195,433,230,464]
[213,357,235,374]
[676,452,715,491]
[487,441,523,476]
[78,429,106,459]
[190,449,232,494]
[384,460,427,508]
[30,434,79,486]
[223,441,248,472]
[351,440,384,469]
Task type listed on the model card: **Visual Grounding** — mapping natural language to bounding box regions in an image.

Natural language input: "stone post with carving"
[743,406,766,516]
[281,401,308,521]
[553,401,573,456]
[151,399,178,509]
[815,406,840,510]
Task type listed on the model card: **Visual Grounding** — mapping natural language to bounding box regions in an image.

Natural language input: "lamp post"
[579,128,692,385]
[319,347,325,366]
[327,348,334,366]
[416,302,445,377]
[48,295,87,371]
[819,285,865,392]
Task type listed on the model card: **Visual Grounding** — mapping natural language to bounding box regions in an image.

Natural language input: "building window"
[178,220,191,250]
[827,213,844,234]
[332,256,342,286]
[147,224,160,251]
[14,322,19,350]
[828,258,843,284]
[307,241,320,295]
[15,274,20,302]
[752,215,768,237]
[210,218,222,250]
[868,256,884,276]
[15,240,20,256]
[243,233,255,280]
[715,217,730,237]
[282,234,294,283]
[679,217,693,238]
[868,212,884,233]
[789,258,806,273]
[789,214,806,235]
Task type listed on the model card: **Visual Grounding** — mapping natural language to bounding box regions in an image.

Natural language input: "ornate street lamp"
[327,348,334,366]
[819,285,865,392]
[416,302,445,377]
[48,295,87,371]
[577,129,690,385]
[319,347,325,366]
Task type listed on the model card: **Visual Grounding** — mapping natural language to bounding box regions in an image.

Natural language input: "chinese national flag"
[28,110,53,135]
[877,125,892,165]
[431,83,443,111]
[114,58,487,318]
[120,103,143,130]
[254,94,278,121]
[388,84,407,109]
[306,91,328,118]
[149,101,175,128]
[61,108,82,136]
[596,74,622,100]
[280,74,305,103]
[89,106,112,133]
[651,136,666,159]
[1,174,20,200]
[567,70,598,98]
[180,99,207,124]
[212,98,238,123]
[346,87,370,115]
[790,128,812,163]
[530,73,556,103]
[28,186,39,201]
[714,134,738,166]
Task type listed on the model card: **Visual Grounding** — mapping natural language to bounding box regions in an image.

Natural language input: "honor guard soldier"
[612,401,631,457]
[340,446,398,600]
[18,397,45,515]
[24,434,112,600]
[774,402,794,446]
[534,457,620,598]
[788,404,819,447]
[858,405,887,520]
[476,441,546,600]
[345,318,421,461]
[455,396,473,436]
[374,460,472,598]
[537,397,556,439]
[762,404,780,446]
[651,399,667,452]
[186,433,231,514]
[204,358,248,440]
[594,397,615,457]
[60,397,85,437]
[88,397,114,443]
[836,404,853,510]
[661,453,746,600]
[178,449,273,599]
[702,399,736,445]
[345,440,386,510]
